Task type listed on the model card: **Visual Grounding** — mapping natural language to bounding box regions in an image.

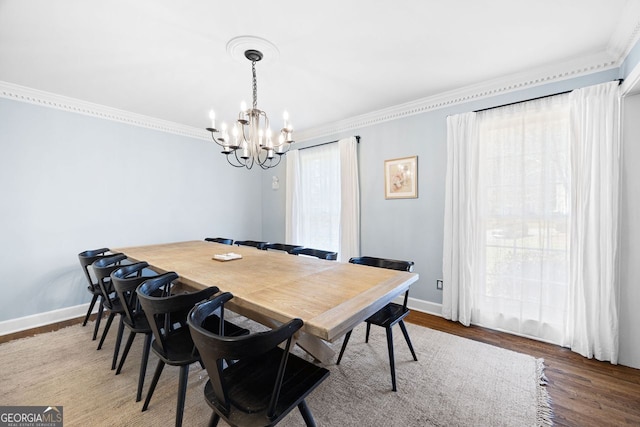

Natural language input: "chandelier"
[206,49,294,170]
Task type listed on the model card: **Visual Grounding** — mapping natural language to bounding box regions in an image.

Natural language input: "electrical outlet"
[436,279,443,290]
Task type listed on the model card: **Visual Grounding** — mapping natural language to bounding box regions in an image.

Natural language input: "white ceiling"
[1,0,639,139]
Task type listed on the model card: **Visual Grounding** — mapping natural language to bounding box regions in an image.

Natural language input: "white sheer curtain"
[285,150,301,243]
[565,81,620,362]
[442,112,478,326]
[338,137,360,261]
[285,137,360,262]
[443,82,620,362]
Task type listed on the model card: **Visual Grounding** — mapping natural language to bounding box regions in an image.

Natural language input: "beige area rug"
[0,318,552,426]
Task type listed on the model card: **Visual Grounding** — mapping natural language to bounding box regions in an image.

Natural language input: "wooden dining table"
[115,240,419,363]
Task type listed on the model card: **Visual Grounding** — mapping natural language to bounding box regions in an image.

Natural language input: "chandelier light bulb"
[209,110,216,129]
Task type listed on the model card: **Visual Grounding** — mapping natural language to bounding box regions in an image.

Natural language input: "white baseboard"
[0,303,94,336]
[408,297,443,317]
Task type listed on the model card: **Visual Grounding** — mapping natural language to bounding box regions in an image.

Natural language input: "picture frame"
[384,156,418,199]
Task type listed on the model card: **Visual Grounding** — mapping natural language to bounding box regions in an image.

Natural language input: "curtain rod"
[298,135,360,151]
[473,79,623,113]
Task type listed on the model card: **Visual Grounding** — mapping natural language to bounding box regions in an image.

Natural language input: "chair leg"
[92,302,104,341]
[208,412,220,427]
[385,326,397,392]
[398,320,418,361]
[136,334,152,402]
[111,316,125,370]
[97,312,115,350]
[365,322,372,343]
[83,294,99,326]
[116,331,136,375]
[336,330,352,365]
[142,360,165,412]
[175,365,190,427]
[298,400,317,427]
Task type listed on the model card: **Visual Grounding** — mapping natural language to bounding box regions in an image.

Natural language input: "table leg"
[229,305,336,364]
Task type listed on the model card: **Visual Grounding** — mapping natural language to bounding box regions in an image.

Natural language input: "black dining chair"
[290,247,338,260]
[263,243,304,253]
[205,237,233,245]
[336,256,418,392]
[92,253,130,370]
[235,240,269,250]
[188,292,330,427]
[137,273,249,427]
[78,248,121,340]
[111,261,160,402]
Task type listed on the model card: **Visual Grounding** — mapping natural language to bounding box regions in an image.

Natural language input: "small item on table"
[212,252,243,262]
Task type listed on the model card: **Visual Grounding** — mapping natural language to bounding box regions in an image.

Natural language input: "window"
[476,97,570,341]
[295,143,341,252]
[445,82,620,360]
[286,137,360,262]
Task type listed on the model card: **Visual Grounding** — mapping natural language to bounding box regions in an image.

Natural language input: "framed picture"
[384,156,418,199]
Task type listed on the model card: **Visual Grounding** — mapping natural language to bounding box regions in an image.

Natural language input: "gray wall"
[620,92,640,368]
[0,98,262,322]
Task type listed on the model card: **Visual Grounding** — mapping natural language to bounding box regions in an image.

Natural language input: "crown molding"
[606,2,640,62]
[2,32,635,146]
[0,81,210,141]
[295,54,619,142]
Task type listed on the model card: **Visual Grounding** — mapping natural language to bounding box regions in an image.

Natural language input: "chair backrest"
[263,243,303,253]
[111,262,155,327]
[188,292,304,418]
[348,256,414,272]
[349,256,414,308]
[290,247,338,260]
[235,240,269,250]
[205,237,233,245]
[137,273,218,356]
[78,248,118,287]
[92,253,129,309]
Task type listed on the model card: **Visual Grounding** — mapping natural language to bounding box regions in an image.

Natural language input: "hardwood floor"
[406,311,640,427]
[3,311,640,426]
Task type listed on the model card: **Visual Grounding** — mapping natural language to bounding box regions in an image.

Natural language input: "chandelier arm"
[281,142,293,154]
[210,133,226,148]
[245,152,255,169]
[225,154,245,168]
[239,121,249,147]
[231,146,255,170]
[256,145,268,166]
[259,154,282,170]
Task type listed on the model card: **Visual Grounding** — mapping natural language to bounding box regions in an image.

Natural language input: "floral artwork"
[385,156,418,199]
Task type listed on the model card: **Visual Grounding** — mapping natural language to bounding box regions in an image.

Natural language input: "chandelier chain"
[252,61,258,110]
